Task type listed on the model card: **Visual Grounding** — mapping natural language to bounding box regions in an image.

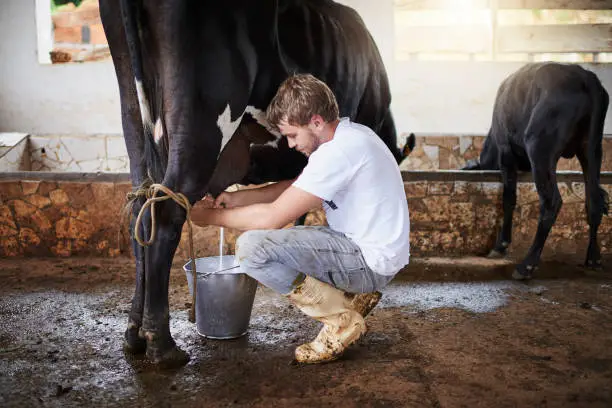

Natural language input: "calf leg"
[489,151,518,258]
[577,151,608,269]
[513,166,562,280]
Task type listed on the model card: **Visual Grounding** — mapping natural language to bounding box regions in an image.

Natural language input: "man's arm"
[215,179,295,208]
[192,186,322,230]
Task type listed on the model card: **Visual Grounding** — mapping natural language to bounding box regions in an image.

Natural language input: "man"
[192,74,410,363]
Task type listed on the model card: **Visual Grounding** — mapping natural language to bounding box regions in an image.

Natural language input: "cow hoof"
[585,259,603,270]
[146,345,190,367]
[123,327,146,355]
[512,266,534,281]
[487,249,505,259]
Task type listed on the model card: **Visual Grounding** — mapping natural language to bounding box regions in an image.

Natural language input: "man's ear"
[309,114,324,130]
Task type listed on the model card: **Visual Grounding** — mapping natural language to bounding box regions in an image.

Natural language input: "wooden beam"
[497,0,612,9]
[497,24,612,53]
[395,0,612,9]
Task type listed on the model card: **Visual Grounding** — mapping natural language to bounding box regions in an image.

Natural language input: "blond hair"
[266,74,339,131]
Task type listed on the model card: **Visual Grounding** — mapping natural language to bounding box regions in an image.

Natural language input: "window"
[394,0,612,62]
[38,0,109,64]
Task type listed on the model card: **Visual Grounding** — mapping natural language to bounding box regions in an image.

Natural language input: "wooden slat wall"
[396,0,612,9]
[497,24,612,53]
[395,0,612,56]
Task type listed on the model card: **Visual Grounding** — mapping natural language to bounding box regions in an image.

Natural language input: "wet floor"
[1,256,611,407]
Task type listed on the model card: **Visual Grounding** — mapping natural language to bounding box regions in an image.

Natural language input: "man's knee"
[235,230,269,264]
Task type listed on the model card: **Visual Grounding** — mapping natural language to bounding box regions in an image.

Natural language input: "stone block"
[404,182,428,198]
[106,137,127,158]
[407,198,432,224]
[10,200,37,218]
[58,182,94,208]
[0,182,23,203]
[56,217,95,240]
[19,228,41,248]
[21,181,40,195]
[52,240,73,257]
[24,194,52,209]
[0,205,16,229]
[517,183,539,205]
[61,136,105,163]
[49,189,70,205]
[0,223,18,237]
[423,196,452,224]
[1,237,20,257]
[31,209,53,233]
[428,182,453,196]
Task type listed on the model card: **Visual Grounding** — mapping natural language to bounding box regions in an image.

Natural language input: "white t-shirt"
[293,118,410,276]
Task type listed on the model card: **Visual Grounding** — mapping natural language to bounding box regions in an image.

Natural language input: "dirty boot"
[347,291,382,317]
[287,276,366,364]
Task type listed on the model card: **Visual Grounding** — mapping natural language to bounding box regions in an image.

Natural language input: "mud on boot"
[287,276,367,364]
[346,291,382,317]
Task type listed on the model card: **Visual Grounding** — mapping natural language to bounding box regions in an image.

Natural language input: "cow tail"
[586,76,609,217]
[119,0,165,183]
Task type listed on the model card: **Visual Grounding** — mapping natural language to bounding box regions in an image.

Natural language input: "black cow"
[100,0,411,365]
[464,62,609,280]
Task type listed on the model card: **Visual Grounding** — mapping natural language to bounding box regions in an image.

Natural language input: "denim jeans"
[235,226,395,295]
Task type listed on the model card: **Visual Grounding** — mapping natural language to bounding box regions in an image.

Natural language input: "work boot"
[286,276,366,364]
[346,291,382,317]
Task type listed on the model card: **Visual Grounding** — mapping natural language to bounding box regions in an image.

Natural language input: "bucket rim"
[183,255,240,276]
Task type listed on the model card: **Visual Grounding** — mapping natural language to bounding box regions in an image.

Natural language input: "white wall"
[0,0,611,137]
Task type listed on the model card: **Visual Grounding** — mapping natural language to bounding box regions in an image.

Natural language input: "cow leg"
[140,197,190,366]
[489,151,517,258]
[124,202,148,354]
[99,0,147,354]
[513,165,562,280]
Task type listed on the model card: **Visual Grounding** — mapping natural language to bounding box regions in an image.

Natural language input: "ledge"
[2,170,612,184]
[401,170,612,184]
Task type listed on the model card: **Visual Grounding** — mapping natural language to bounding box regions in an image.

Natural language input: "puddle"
[379,281,545,313]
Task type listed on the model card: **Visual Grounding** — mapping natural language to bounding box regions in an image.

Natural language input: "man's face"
[278,119,321,157]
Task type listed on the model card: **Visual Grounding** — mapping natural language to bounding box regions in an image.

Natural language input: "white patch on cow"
[153,117,163,144]
[245,106,282,147]
[135,79,154,135]
[217,105,245,155]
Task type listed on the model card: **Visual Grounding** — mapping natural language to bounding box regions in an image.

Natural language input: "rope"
[131,183,198,323]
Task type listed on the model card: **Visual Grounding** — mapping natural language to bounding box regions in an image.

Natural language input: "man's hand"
[192,197,217,225]
[191,186,322,231]
[214,191,238,208]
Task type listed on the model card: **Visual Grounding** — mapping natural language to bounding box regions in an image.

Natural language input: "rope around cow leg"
[130,183,198,323]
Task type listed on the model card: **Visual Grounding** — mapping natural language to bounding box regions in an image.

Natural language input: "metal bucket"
[184,255,258,339]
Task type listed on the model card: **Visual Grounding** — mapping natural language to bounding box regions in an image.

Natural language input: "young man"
[191,74,410,363]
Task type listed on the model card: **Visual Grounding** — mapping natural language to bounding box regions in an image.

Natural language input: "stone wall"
[1,175,610,260]
[28,135,128,172]
[399,134,612,172]
[19,134,612,173]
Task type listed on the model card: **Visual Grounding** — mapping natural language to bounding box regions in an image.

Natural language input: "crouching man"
[192,74,410,363]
